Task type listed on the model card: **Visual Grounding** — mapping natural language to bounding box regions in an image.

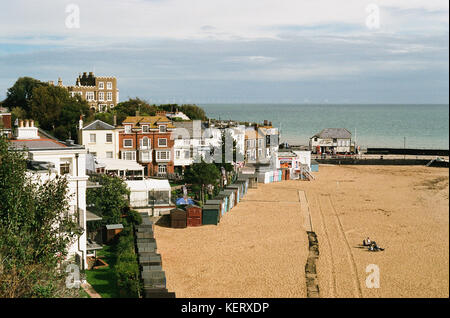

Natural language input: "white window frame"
[122,151,136,161]
[99,92,104,101]
[86,91,95,101]
[106,133,113,143]
[142,125,149,133]
[107,92,113,101]
[90,133,96,143]
[158,164,167,174]
[106,151,113,158]
[123,139,133,148]
[99,82,104,89]
[159,125,167,133]
[156,150,170,161]
[175,150,181,159]
[124,125,131,134]
[140,137,150,149]
[107,82,112,90]
[158,138,167,147]
[140,150,152,162]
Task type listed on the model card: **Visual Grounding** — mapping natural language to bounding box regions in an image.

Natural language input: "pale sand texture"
[154,165,449,298]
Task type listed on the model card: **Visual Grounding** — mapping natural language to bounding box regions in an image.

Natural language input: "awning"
[106,224,124,230]
[86,239,103,251]
[86,209,102,222]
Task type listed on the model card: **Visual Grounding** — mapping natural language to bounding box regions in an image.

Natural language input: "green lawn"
[85,244,120,298]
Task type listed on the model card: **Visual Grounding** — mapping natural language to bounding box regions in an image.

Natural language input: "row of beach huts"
[135,214,175,298]
[170,173,259,228]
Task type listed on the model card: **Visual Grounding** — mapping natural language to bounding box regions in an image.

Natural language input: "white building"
[310,128,352,154]
[126,179,174,216]
[172,121,222,170]
[9,120,89,269]
[79,118,119,159]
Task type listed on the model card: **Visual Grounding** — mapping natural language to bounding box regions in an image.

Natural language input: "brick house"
[118,115,175,177]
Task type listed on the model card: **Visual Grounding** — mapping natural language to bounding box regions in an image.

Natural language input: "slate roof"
[313,128,351,139]
[9,139,69,150]
[82,119,115,130]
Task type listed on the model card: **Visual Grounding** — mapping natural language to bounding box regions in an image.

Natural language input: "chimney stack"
[264,120,268,126]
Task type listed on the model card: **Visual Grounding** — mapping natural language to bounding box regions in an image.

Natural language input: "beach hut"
[229,181,245,199]
[240,173,258,188]
[206,199,226,215]
[226,185,241,203]
[186,204,202,227]
[202,204,221,225]
[104,224,124,242]
[139,253,162,267]
[170,208,187,228]
[237,179,248,195]
[311,160,319,172]
[214,194,228,213]
[278,170,283,182]
[142,270,166,289]
[220,190,235,210]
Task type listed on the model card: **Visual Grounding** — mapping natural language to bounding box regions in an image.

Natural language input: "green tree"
[114,98,157,124]
[86,174,130,228]
[183,160,220,203]
[2,77,48,114]
[30,85,89,142]
[0,137,82,298]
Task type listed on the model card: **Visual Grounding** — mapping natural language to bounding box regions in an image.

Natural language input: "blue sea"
[200,104,449,149]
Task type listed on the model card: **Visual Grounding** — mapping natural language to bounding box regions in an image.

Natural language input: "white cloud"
[0,0,448,45]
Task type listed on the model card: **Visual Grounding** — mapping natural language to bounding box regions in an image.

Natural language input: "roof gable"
[83,120,115,130]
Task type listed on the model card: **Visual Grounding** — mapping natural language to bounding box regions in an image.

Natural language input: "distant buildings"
[49,72,119,112]
[310,128,353,154]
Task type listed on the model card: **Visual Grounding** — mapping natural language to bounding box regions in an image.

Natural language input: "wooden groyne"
[305,231,320,298]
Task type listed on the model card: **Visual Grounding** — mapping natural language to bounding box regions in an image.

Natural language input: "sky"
[0,0,448,104]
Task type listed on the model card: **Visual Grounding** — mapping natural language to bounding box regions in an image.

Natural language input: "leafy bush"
[114,224,141,298]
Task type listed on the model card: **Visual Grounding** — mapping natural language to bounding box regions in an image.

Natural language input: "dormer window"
[159,125,167,133]
[125,125,131,134]
[142,125,149,133]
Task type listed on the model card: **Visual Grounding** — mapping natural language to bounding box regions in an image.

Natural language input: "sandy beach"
[154,165,449,298]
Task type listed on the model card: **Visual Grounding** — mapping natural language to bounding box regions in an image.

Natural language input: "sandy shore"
[154,165,449,298]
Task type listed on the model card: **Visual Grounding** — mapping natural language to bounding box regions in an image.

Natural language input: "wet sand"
[154,165,449,298]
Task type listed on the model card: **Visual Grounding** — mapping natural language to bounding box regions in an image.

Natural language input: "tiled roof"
[9,138,69,150]
[122,116,175,129]
[314,128,351,139]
